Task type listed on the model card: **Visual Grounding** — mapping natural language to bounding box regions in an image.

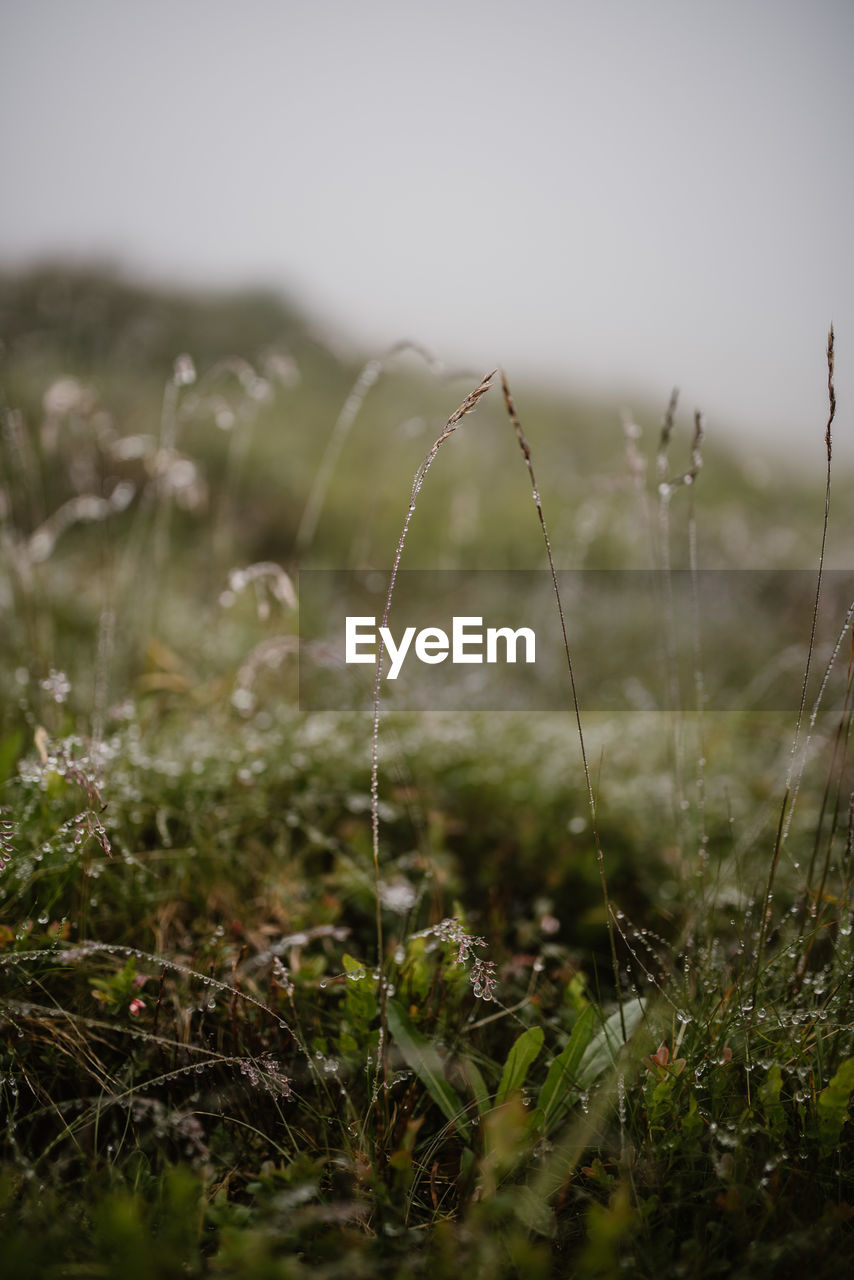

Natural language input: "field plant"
[1,268,854,1277]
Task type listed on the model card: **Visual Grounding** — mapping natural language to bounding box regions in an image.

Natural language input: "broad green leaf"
[387,999,470,1140]
[534,1004,595,1132]
[496,1026,545,1108]
[817,1056,854,1156]
[577,997,645,1088]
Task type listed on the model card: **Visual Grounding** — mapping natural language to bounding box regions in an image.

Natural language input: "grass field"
[2,266,854,1276]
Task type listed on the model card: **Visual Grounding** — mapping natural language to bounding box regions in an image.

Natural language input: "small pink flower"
[129,997,145,1017]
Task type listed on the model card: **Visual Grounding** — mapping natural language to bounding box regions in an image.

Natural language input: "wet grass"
[1,267,854,1276]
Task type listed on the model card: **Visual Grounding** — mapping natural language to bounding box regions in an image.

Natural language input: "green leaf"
[817,1056,854,1156]
[458,1055,491,1117]
[496,1026,545,1108]
[0,729,23,784]
[647,1076,676,1131]
[681,1091,704,1144]
[510,1184,557,1236]
[387,999,470,1140]
[578,997,645,1088]
[342,953,377,1031]
[534,1004,595,1132]
[759,1064,786,1143]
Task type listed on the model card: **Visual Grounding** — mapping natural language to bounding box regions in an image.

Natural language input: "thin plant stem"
[296,341,455,556]
[655,393,704,864]
[753,326,835,1005]
[792,625,854,989]
[370,370,496,1092]
[499,370,626,1039]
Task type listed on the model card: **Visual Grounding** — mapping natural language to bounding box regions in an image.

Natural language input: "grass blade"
[534,1005,596,1133]
[387,999,470,1140]
[495,1025,544,1108]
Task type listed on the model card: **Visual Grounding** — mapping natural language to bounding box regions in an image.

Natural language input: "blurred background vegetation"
[1,262,848,958]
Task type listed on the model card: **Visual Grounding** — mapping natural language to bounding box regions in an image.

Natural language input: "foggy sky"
[2,0,853,460]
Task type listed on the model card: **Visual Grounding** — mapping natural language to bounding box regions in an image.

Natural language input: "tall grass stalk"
[500,371,626,1038]
[369,370,496,1092]
[655,393,704,866]
[790,599,854,989]
[686,413,709,919]
[753,326,836,1005]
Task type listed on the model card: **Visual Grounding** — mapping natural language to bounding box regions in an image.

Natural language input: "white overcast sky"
[1,0,852,459]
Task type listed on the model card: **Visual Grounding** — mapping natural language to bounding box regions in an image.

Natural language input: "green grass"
[1,266,854,1276]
